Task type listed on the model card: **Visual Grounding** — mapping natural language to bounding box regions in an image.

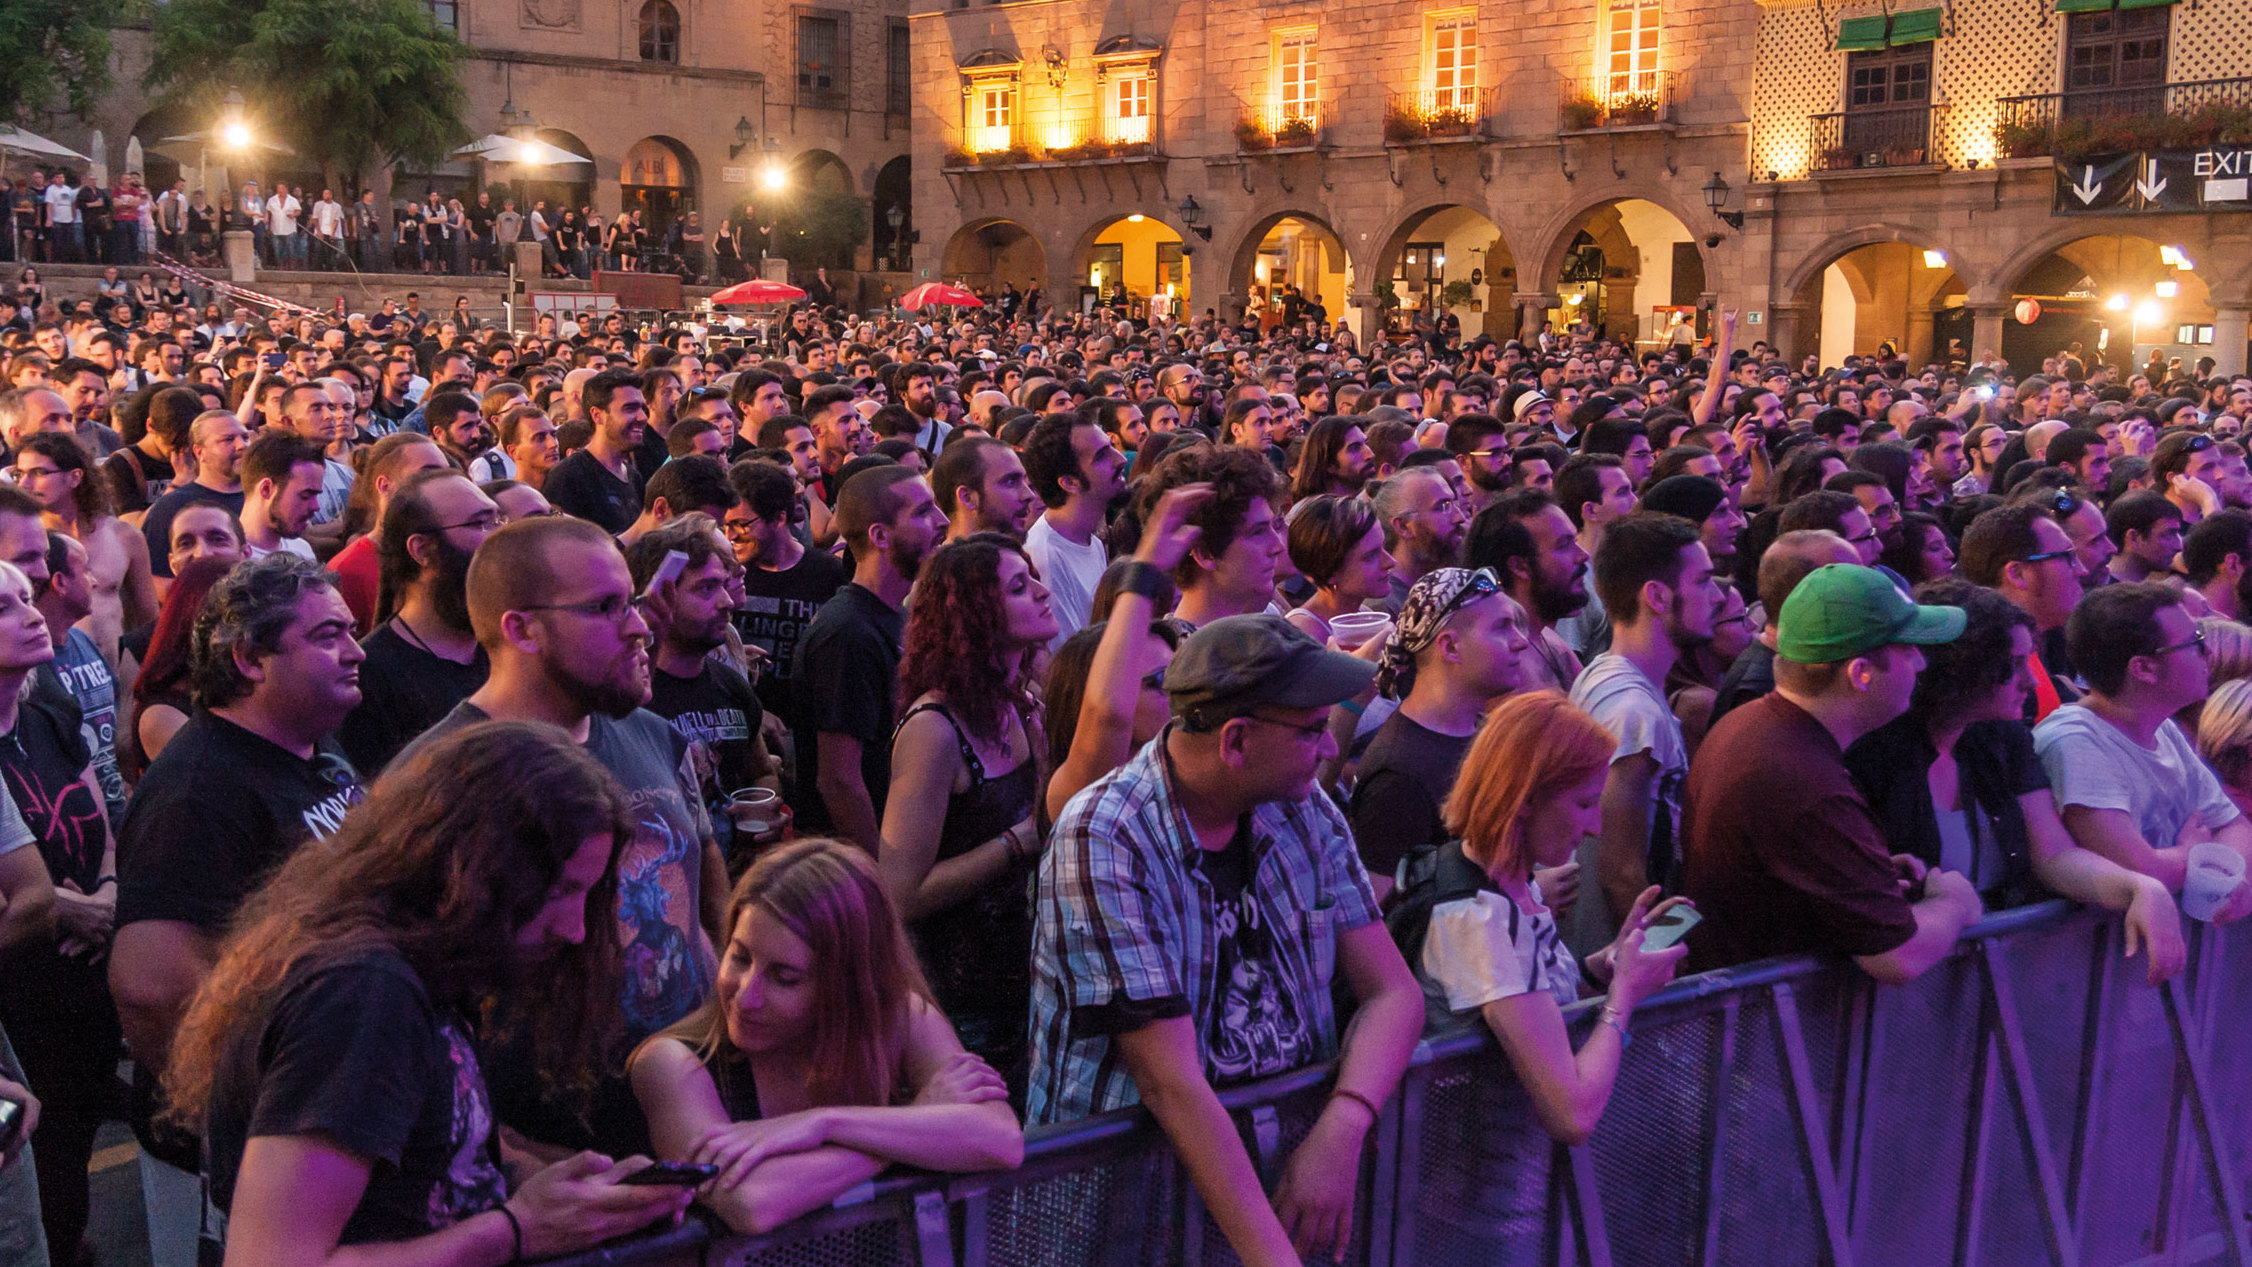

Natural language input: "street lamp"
[1178,194,1211,241]
[885,203,906,271]
[729,116,757,160]
[219,89,252,151]
[1702,171,1743,230]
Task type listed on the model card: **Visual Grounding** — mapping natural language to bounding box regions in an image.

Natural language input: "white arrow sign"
[2071,165,2103,204]
[2135,156,2167,201]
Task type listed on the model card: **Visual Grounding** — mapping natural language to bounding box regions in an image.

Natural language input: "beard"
[891,535,930,582]
[556,656,649,720]
[428,534,478,633]
[1531,566,1589,625]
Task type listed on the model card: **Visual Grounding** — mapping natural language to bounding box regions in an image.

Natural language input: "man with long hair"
[165,722,696,1261]
[1288,416,1377,504]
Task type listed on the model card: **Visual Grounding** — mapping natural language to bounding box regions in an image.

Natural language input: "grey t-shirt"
[1567,652,1688,949]
[2033,704,2238,851]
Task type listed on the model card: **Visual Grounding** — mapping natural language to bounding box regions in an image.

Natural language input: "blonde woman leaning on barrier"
[1386,691,1688,1147]
[629,840,1023,1235]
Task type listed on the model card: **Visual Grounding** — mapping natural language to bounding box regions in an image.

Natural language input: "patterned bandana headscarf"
[1376,567,1501,699]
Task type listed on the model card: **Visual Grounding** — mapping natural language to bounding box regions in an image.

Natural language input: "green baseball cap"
[1776,564,1965,663]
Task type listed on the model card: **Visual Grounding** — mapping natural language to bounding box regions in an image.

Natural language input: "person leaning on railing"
[629,839,1023,1237]
[1384,690,1688,1146]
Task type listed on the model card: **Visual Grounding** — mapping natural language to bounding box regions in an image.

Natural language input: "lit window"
[1277,30,1318,123]
[969,82,1016,151]
[1605,0,1659,97]
[1113,71,1151,143]
[1431,15,1477,111]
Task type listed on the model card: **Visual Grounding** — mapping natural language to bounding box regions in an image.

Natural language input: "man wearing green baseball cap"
[1681,565,1986,980]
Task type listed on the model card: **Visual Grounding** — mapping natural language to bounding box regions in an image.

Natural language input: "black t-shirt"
[141,484,246,579]
[788,583,903,834]
[337,626,490,776]
[0,694,99,890]
[1197,822,1313,1086]
[104,445,173,517]
[206,949,509,1245]
[116,711,365,931]
[733,546,846,726]
[543,450,643,534]
[648,657,764,849]
[1348,713,1474,885]
[631,425,671,484]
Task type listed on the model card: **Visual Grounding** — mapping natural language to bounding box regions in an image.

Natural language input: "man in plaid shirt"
[1028,613,1424,1266]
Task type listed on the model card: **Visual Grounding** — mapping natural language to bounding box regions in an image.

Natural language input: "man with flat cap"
[1027,613,1425,1267]
[1681,564,1984,982]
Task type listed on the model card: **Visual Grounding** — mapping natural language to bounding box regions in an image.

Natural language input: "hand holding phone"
[1638,902,1703,952]
[616,1160,718,1187]
[643,550,689,598]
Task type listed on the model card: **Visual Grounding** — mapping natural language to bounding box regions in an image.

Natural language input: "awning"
[1889,8,1944,43]
[1838,14,1890,50]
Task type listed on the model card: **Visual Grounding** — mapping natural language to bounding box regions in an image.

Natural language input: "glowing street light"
[2156,280,2180,299]
[1922,249,1949,270]
[760,162,787,191]
[218,89,251,150]
[2104,294,2131,313]
[2133,300,2164,327]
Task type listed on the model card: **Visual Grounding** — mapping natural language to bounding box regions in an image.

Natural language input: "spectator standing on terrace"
[1029,614,1423,1266]
[1682,565,1985,979]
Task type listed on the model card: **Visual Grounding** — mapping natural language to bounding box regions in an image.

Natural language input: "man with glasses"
[1778,490,1883,567]
[1028,613,1424,1267]
[1570,512,1724,952]
[403,513,725,1154]
[725,461,843,732]
[2035,583,2252,924]
[1961,503,2084,723]
[336,470,498,773]
[1371,466,1468,617]
[1350,568,1534,900]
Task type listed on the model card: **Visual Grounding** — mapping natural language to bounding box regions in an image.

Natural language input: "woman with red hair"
[123,556,237,777]
[877,532,1056,1090]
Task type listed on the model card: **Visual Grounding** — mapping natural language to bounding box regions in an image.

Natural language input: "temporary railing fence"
[550,901,2251,1266]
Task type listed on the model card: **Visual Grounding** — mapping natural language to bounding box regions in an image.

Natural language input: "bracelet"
[495,1203,525,1264]
[93,876,116,891]
[1337,698,1367,718]
[1115,560,1170,602]
[1329,1086,1380,1123]
[1598,1005,1630,1041]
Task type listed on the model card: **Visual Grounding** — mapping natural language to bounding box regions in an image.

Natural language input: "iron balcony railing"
[1559,72,1678,132]
[538,900,2252,1266]
[1998,73,2252,142]
[1812,101,1945,170]
[1384,87,1499,144]
[1237,103,1324,152]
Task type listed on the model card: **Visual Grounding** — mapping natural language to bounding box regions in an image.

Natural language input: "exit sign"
[1746,311,1764,325]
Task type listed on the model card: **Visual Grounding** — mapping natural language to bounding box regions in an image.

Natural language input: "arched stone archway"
[1223,211,1351,333]
[1527,196,1705,347]
[622,134,698,246]
[872,155,912,272]
[1782,225,1965,368]
[941,218,1048,296]
[791,149,854,197]
[1369,204,1521,341]
[1068,213,1189,319]
[1993,233,2214,375]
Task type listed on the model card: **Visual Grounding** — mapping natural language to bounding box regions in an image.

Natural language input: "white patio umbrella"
[453,134,591,166]
[153,130,296,161]
[0,125,90,162]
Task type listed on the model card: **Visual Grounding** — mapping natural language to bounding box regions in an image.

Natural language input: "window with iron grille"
[2064,8,2168,117]
[639,0,680,63]
[887,22,910,115]
[797,12,849,109]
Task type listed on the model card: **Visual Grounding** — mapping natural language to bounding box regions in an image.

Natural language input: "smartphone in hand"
[1639,903,1703,952]
[617,1161,719,1187]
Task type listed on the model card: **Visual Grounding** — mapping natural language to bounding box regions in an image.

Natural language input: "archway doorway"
[2001,235,2212,378]
[1075,214,1188,320]
[1789,241,1965,369]
[1540,199,1701,347]
[872,155,911,273]
[1375,205,1517,341]
[1233,215,1349,332]
[621,135,697,248]
[941,219,1048,299]
[513,128,593,217]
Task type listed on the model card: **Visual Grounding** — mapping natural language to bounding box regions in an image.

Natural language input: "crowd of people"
[0,267,2245,1267]
[5,166,777,286]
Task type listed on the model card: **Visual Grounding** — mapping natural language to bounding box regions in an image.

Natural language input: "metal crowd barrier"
[548,901,2252,1266]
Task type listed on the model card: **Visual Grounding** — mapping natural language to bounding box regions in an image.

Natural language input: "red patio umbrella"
[709,278,808,304]
[899,282,984,310]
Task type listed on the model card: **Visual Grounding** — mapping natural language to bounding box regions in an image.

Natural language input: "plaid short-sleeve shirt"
[1024,726,1381,1125]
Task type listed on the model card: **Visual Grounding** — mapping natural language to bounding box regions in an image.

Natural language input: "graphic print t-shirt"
[0,694,102,890]
[206,950,508,1245]
[52,627,126,827]
[1198,823,1313,1086]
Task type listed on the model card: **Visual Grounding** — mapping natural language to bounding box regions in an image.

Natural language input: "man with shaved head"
[399,512,726,1156]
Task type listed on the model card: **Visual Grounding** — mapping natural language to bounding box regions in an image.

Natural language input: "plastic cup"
[2181,841,2247,923]
[1329,611,1393,651]
[727,787,782,835]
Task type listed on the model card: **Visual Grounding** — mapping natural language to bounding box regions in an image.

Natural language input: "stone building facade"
[910,0,2252,372]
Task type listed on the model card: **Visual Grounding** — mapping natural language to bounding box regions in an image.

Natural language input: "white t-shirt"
[2033,704,2239,851]
[1420,885,1581,1017]
[268,193,301,236]
[42,184,77,224]
[247,536,317,562]
[311,199,345,237]
[1023,514,1108,648]
[0,780,33,858]
[1568,650,1688,872]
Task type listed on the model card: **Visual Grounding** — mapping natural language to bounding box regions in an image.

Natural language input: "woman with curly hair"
[877,532,1055,1086]
[164,721,698,1263]
[630,839,1023,1235]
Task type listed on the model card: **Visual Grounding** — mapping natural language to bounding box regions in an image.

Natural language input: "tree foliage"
[0,0,125,124]
[147,0,471,174]
[766,191,869,272]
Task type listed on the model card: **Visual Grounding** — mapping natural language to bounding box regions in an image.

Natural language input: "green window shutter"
[2055,0,2115,12]
[1838,14,1889,49]
[1889,8,1943,42]
[2115,0,2177,10]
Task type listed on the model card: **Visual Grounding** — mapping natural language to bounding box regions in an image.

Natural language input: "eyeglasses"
[721,518,763,539]
[2018,547,2076,566]
[2149,629,2207,659]
[1239,712,1331,741]
[430,511,503,534]
[1140,669,1167,692]
[518,593,647,623]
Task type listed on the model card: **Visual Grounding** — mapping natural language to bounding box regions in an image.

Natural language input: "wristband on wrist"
[93,875,116,891]
[1116,560,1170,603]
[496,1204,525,1264]
[1598,1004,1630,1041]
[1329,1086,1380,1124]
